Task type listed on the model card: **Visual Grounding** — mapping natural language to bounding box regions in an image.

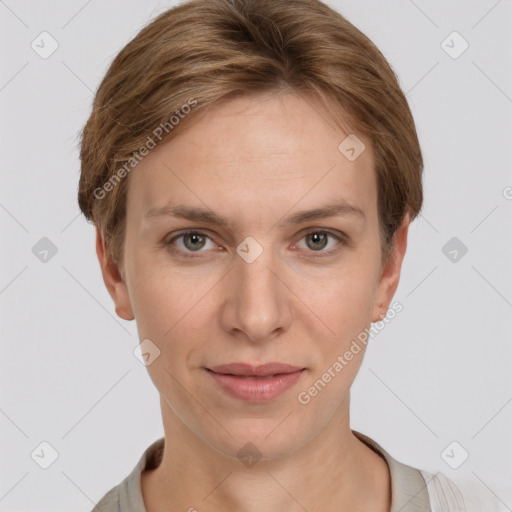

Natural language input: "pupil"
[185,234,205,251]
[308,232,327,250]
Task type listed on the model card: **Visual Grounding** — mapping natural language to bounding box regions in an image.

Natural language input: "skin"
[96,90,410,512]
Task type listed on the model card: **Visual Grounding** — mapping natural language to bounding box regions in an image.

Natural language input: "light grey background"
[1,0,511,510]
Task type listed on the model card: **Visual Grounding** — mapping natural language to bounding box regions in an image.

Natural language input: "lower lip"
[206,369,305,402]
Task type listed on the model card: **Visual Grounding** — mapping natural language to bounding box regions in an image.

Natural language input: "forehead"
[126,91,377,226]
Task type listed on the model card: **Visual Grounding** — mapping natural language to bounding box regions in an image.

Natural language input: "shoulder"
[89,438,164,512]
[352,431,509,512]
[420,470,509,512]
[90,484,121,512]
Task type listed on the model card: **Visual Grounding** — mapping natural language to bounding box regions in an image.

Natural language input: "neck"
[141,396,391,512]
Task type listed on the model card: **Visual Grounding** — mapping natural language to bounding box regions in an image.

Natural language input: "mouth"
[205,363,306,402]
[207,362,305,377]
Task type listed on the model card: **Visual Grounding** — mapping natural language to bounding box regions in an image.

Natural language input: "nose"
[219,247,292,343]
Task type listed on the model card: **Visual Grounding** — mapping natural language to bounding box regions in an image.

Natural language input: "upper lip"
[208,363,304,377]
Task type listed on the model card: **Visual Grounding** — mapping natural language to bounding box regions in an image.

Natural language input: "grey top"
[91,431,432,511]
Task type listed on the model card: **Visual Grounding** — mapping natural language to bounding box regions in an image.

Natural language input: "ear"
[95,227,134,321]
[371,213,411,323]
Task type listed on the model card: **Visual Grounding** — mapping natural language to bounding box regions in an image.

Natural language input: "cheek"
[128,274,175,339]
[127,248,212,334]
[296,270,376,411]
[302,261,379,337]
[129,269,209,397]
[127,260,222,384]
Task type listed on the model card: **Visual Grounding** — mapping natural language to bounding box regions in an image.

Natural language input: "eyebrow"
[144,199,365,229]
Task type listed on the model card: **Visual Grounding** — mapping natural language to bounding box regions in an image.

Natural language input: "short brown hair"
[78,0,423,270]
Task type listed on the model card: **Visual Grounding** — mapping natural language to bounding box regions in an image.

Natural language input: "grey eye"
[305,232,329,251]
[182,233,207,251]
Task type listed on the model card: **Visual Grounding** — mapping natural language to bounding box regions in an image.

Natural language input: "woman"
[79,0,497,510]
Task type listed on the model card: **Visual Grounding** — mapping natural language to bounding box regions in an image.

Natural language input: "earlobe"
[371,213,410,323]
[95,228,135,321]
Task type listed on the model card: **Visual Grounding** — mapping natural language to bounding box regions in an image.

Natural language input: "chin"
[199,418,311,464]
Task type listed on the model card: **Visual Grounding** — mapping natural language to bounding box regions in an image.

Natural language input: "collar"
[118,432,431,511]
[353,431,432,511]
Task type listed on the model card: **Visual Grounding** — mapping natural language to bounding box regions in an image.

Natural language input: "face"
[97,91,409,461]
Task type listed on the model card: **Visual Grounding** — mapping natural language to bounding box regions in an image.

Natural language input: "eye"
[294,229,344,256]
[165,228,345,259]
[166,230,217,255]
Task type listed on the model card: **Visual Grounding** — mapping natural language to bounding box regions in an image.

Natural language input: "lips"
[206,362,306,402]
[208,362,304,377]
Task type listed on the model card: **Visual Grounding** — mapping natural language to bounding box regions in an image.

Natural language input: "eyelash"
[165,228,346,259]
